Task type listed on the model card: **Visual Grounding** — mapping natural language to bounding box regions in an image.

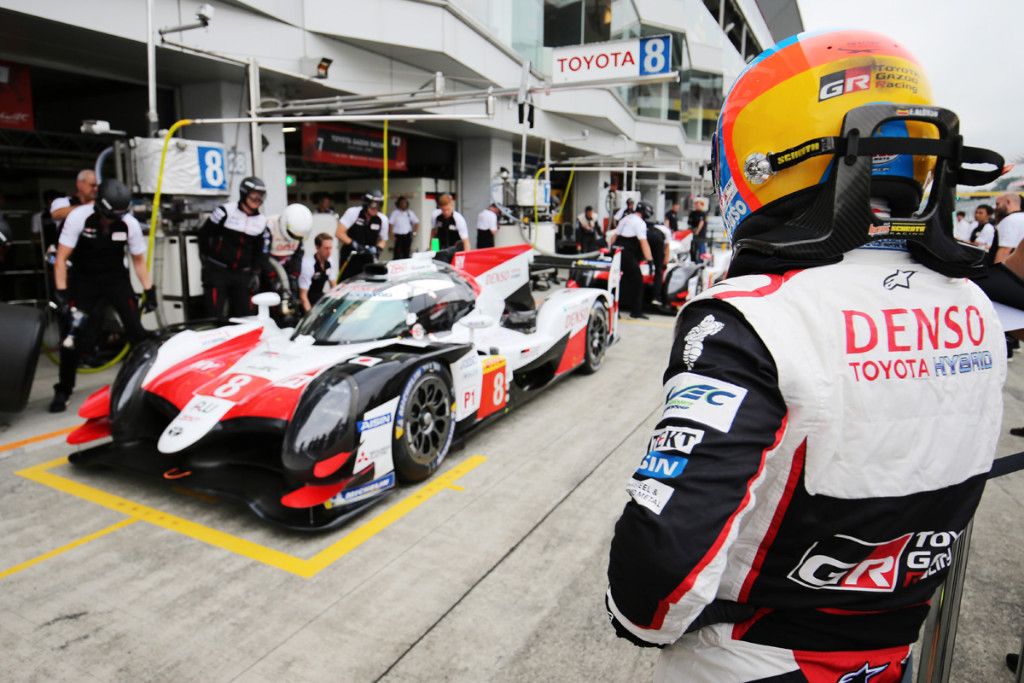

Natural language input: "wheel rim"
[406,376,451,465]
[588,309,608,365]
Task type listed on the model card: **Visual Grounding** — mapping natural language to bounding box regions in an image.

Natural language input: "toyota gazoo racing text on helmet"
[363,189,384,209]
[712,29,1004,276]
[239,175,267,203]
[96,178,132,219]
[282,203,313,240]
[636,201,655,221]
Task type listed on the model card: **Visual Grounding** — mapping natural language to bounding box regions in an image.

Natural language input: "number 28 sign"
[551,35,672,85]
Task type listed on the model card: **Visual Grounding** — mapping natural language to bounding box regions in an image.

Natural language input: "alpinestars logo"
[838,662,889,683]
[882,269,915,290]
[819,67,871,101]
[682,315,725,370]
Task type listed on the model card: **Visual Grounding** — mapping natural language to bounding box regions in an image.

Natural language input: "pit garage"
[1,294,1023,681]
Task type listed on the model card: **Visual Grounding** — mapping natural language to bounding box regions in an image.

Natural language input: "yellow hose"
[532,165,548,224]
[554,167,575,224]
[147,119,194,270]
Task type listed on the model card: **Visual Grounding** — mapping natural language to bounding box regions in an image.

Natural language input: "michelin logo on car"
[662,372,747,432]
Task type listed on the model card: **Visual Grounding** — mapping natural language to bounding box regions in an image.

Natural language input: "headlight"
[282,368,357,478]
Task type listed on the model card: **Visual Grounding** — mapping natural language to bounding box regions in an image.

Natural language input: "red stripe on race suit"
[712,269,802,300]
[555,327,588,375]
[145,328,263,410]
[67,417,112,445]
[78,385,111,419]
[730,606,774,641]
[647,415,789,631]
[451,244,531,277]
[793,644,911,683]
[737,439,807,602]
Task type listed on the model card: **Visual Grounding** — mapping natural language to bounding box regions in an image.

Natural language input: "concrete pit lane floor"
[1,317,1023,682]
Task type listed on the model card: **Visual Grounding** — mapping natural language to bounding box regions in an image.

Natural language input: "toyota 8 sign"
[551,35,672,85]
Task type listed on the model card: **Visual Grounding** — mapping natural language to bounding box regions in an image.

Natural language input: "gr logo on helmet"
[818,67,871,101]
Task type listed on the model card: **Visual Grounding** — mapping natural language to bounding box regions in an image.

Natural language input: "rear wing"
[538,250,622,342]
[452,244,534,319]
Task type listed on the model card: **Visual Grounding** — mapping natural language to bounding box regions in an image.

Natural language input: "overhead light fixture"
[315,57,333,79]
[159,3,215,36]
[80,119,127,136]
[723,22,736,34]
[282,127,297,133]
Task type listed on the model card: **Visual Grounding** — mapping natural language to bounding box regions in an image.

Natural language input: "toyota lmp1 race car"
[66,245,621,530]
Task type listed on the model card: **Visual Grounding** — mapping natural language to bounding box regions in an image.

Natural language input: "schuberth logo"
[818,67,871,101]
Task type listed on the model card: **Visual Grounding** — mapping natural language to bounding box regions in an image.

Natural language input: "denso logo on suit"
[662,372,747,432]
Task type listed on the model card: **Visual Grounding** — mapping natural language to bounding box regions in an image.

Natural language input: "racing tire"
[0,303,45,412]
[580,300,610,375]
[393,362,456,483]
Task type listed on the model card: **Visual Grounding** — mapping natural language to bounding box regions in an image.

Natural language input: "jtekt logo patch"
[819,67,871,101]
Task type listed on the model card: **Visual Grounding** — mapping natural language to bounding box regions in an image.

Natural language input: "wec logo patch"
[662,373,747,432]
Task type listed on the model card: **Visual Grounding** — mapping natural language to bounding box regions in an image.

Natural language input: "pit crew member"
[476,202,501,249]
[49,169,98,228]
[432,193,470,252]
[336,189,388,279]
[608,205,653,319]
[50,179,154,412]
[387,195,419,260]
[606,30,1006,682]
[298,232,336,312]
[199,176,268,319]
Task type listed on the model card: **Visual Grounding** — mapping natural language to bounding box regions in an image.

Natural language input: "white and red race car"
[67,245,621,530]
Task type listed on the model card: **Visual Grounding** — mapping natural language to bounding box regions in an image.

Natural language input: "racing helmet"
[96,179,132,219]
[282,203,313,240]
[363,189,384,209]
[713,29,1003,275]
[239,176,267,203]
[636,201,655,220]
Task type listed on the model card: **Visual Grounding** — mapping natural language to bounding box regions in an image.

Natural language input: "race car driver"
[606,30,1007,682]
[336,189,388,279]
[50,179,155,412]
[199,176,268,319]
[608,204,653,319]
[261,202,314,298]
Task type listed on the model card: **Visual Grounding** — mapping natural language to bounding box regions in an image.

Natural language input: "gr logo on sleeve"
[662,372,748,432]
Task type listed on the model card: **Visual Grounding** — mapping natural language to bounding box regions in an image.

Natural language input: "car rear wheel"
[580,301,609,375]
[393,362,455,483]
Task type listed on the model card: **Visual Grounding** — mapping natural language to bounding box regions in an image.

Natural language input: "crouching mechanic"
[606,30,1007,682]
[200,176,268,319]
[50,179,155,412]
[298,232,336,312]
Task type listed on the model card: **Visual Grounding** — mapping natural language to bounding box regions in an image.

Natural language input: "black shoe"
[1010,427,1024,438]
[630,313,650,320]
[1007,653,1019,673]
[49,390,70,413]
